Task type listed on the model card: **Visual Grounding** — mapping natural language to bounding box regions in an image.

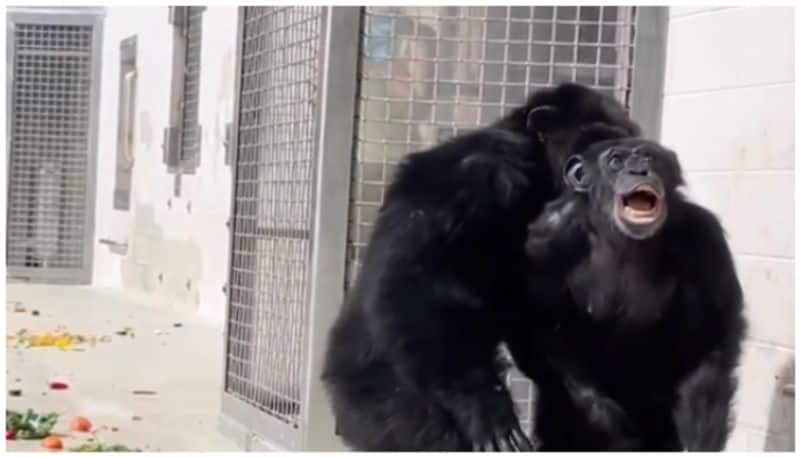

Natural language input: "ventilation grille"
[179,6,204,169]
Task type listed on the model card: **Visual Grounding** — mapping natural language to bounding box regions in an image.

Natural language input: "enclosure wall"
[660,6,795,451]
[91,7,237,322]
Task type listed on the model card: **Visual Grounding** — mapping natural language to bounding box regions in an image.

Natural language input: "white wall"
[93,7,237,324]
[661,6,795,451]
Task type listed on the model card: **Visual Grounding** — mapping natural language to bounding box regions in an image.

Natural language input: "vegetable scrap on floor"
[6,409,59,439]
[49,380,69,390]
[70,442,141,452]
[7,329,114,350]
[115,327,135,338]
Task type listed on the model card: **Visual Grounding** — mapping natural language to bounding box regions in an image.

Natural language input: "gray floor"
[5,284,239,452]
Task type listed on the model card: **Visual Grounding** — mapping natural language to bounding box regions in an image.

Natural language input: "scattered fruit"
[26,332,77,350]
[70,416,92,432]
[49,381,69,390]
[42,435,63,450]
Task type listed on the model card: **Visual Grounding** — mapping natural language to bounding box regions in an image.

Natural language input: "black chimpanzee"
[509,137,746,451]
[321,84,641,451]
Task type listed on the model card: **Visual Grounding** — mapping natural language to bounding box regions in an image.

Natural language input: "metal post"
[302,6,362,451]
[629,6,669,140]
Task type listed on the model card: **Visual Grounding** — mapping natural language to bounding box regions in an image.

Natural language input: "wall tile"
[664,7,794,94]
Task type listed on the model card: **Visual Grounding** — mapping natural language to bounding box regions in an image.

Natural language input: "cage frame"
[6,7,105,285]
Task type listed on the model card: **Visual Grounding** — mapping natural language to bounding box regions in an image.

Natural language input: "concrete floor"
[5,284,239,452]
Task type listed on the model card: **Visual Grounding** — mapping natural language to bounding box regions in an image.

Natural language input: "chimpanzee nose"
[627,155,649,176]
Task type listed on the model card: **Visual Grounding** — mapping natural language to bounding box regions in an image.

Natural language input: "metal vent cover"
[179,6,204,171]
[163,6,205,176]
[6,10,103,284]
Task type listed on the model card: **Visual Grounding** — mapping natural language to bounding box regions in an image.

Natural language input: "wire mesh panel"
[180,6,204,168]
[225,6,323,432]
[346,6,637,438]
[6,14,101,284]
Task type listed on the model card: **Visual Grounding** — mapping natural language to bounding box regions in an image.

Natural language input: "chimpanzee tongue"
[626,192,654,211]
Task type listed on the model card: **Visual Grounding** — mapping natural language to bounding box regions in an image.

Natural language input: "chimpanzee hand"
[437,382,535,452]
[465,389,535,452]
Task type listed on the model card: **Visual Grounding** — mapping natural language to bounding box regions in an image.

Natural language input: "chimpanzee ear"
[563,155,590,192]
[526,105,562,136]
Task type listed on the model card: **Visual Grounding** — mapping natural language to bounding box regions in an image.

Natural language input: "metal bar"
[221,1,245,410]
[612,7,636,104]
[629,6,668,140]
[81,11,103,284]
[6,18,17,267]
[302,6,361,451]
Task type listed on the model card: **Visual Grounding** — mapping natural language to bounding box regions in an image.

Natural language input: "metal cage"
[222,6,666,450]
[222,6,332,451]
[6,8,104,284]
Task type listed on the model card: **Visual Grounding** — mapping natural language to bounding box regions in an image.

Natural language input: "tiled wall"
[660,6,795,451]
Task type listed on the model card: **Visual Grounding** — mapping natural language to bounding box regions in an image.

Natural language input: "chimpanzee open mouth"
[618,184,664,225]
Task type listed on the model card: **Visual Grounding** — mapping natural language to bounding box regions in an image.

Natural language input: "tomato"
[6,429,16,440]
[70,416,92,432]
[41,435,63,450]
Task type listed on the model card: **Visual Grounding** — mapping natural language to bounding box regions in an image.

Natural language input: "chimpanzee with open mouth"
[508,137,746,451]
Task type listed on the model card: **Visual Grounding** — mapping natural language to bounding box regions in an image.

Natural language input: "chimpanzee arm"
[525,194,591,276]
[673,349,740,450]
[672,205,746,451]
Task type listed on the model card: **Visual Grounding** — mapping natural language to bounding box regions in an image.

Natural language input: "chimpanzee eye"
[608,154,623,171]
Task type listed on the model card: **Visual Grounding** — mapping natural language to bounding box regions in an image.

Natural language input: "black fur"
[509,138,746,451]
[321,84,639,451]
